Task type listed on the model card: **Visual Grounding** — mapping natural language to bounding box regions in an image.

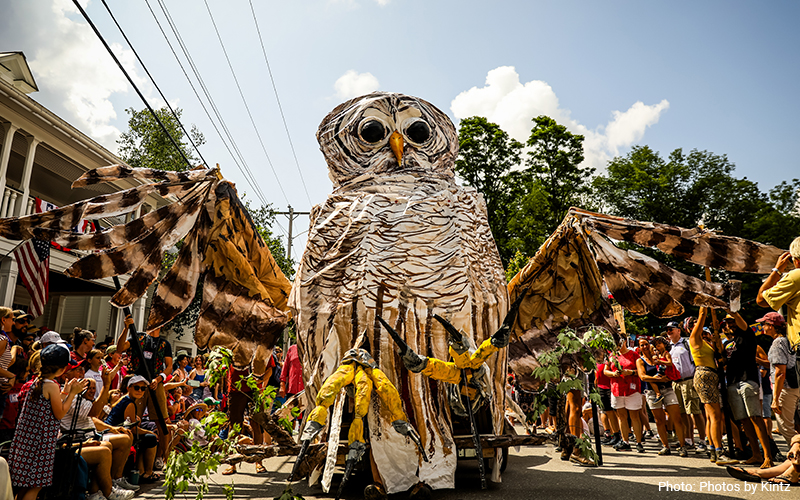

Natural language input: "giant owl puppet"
[289,92,512,496]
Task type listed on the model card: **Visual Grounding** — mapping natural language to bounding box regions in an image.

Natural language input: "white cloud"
[451,66,669,173]
[19,0,154,151]
[334,70,380,100]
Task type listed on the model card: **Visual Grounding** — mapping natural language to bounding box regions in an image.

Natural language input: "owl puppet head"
[317,92,459,188]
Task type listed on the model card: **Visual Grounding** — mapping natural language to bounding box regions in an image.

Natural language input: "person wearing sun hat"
[758,311,800,449]
[181,401,209,447]
[105,374,160,482]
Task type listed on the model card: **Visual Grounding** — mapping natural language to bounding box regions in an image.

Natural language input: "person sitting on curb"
[727,433,800,485]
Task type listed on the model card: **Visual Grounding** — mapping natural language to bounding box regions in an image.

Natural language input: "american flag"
[14,238,50,317]
[34,197,95,252]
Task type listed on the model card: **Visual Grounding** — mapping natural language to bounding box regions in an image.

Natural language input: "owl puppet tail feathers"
[0,164,292,375]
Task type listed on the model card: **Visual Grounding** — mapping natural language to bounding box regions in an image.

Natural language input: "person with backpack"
[760,312,799,448]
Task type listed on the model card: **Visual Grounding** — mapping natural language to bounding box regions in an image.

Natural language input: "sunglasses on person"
[131,385,147,391]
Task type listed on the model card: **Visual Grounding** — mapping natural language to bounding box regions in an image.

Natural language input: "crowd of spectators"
[512,238,800,485]
[0,310,304,500]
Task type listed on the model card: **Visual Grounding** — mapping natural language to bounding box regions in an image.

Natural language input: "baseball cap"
[105,345,118,355]
[665,321,681,330]
[41,331,67,345]
[128,375,147,386]
[757,312,786,328]
[175,350,190,362]
[12,310,33,321]
[40,344,70,367]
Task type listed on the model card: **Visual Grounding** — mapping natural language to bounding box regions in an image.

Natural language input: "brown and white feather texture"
[0,164,291,375]
[506,209,782,391]
[291,93,508,492]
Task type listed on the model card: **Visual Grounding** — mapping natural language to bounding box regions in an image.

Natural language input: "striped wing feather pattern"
[71,164,217,188]
[586,215,784,274]
[588,231,734,317]
[0,165,290,376]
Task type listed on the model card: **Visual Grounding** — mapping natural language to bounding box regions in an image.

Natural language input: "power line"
[153,0,266,204]
[151,0,278,207]
[201,0,289,206]
[98,0,208,170]
[248,0,313,207]
[71,0,193,170]
[138,0,291,244]
[141,0,244,176]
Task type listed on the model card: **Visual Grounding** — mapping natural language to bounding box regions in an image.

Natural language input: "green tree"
[455,117,523,263]
[526,116,594,231]
[505,173,552,258]
[242,199,295,281]
[592,146,697,227]
[118,107,205,171]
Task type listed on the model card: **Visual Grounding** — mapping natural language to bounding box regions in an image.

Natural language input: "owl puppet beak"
[389,131,403,166]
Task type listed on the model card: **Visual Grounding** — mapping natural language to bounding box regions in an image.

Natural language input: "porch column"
[0,258,18,308]
[15,136,39,216]
[0,123,19,198]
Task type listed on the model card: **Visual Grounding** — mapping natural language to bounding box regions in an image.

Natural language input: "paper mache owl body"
[289,93,509,492]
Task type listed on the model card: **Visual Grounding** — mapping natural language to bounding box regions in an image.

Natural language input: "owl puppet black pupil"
[360,120,386,143]
[407,121,430,143]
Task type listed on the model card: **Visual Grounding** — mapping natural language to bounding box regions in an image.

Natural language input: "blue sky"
[2,0,798,259]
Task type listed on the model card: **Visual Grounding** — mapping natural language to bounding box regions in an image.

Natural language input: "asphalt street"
[137,431,795,500]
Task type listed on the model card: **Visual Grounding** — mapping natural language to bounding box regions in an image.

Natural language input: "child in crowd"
[650,336,679,402]
[168,386,187,422]
[9,344,87,500]
[0,357,28,444]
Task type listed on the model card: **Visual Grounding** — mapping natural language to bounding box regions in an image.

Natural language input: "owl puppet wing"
[0,166,291,375]
[289,93,509,492]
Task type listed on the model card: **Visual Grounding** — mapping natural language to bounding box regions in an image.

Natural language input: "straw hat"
[185,401,209,418]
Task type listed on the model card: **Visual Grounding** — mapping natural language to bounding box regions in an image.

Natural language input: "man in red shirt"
[278,344,304,399]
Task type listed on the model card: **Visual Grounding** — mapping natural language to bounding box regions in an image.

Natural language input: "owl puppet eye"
[359,120,387,144]
[404,119,431,144]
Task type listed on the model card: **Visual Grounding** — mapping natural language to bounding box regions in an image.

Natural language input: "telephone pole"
[274,205,310,353]
[275,205,310,259]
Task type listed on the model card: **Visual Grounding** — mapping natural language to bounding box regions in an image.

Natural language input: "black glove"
[491,290,526,348]
[377,316,428,373]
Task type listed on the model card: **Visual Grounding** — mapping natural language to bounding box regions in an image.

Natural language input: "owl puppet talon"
[392,420,428,462]
[336,441,368,500]
[432,314,470,354]
[300,420,324,442]
[288,420,325,481]
[490,288,528,348]
[377,316,428,373]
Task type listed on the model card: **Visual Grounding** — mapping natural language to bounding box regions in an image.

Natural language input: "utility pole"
[274,204,310,353]
[275,205,311,259]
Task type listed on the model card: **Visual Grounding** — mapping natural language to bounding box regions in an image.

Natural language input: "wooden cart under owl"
[0,91,786,499]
